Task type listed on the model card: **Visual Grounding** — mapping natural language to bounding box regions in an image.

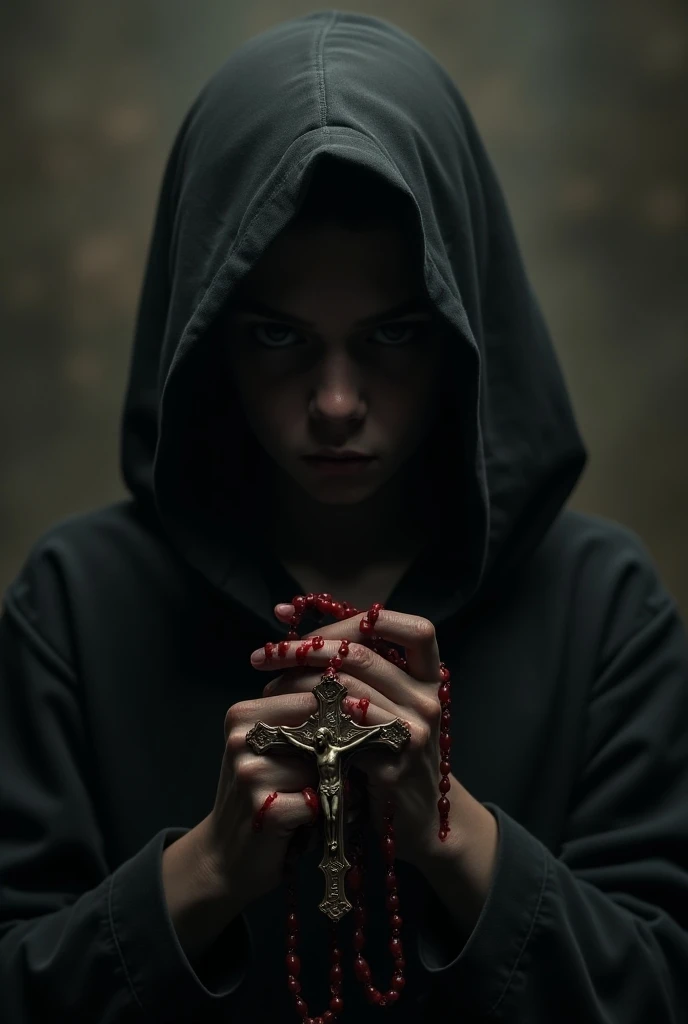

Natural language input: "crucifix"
[246,671,411,921]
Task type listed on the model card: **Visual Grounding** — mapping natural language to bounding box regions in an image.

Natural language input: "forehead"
[237,220,421,296]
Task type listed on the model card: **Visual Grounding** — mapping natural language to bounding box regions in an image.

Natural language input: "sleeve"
[416,542,688,1023]
[0,576,251,1023]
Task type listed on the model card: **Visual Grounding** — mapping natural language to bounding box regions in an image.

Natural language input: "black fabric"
[1,10,688,1023]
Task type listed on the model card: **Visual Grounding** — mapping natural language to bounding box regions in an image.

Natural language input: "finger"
[309,609,441,684]
[226,691,317,729]
[274,605,441,684]
[251,639,428,712]
[251,790,319,836]
[262,669,401,717]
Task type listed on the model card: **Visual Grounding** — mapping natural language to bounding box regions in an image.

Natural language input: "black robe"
[1,11,688,1023]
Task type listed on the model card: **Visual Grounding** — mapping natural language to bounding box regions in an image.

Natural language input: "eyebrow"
[230,297,432,330]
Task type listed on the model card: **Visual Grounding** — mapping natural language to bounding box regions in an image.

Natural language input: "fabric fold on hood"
[119,9,586,632]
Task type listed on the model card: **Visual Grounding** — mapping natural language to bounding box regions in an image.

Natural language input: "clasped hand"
[250,605,452,868]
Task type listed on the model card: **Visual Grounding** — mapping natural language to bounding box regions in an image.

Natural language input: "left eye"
[371,323,418,345]
[251,324,300,347]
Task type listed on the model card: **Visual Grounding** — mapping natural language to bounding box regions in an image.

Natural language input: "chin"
[299,481,380,505]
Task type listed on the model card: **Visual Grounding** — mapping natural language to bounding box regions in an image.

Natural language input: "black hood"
[119,10,586,632]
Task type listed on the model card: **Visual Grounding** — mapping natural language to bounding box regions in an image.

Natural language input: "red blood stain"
[252,791,278,831]
[356,698,370,723]
[302,787,319,821]
[343,696,370,723]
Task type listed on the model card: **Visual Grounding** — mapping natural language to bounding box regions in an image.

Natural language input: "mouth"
[302,455,377,474]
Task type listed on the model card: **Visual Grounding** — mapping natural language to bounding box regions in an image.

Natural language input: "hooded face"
[121,11,585,628]
[223,216,447,507]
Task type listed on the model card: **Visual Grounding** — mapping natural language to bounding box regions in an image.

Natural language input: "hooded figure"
[1,11,688,1024]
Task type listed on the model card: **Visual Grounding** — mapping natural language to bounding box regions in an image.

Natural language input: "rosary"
[245,592,452,1023]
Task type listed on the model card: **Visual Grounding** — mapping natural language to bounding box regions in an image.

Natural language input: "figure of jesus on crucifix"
[283,724,380,855]
[246,672,411,919]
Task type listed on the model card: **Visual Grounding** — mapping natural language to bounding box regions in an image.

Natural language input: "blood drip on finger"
[302,787,319,821]
[252,791,278,831]
[356,698,370,724]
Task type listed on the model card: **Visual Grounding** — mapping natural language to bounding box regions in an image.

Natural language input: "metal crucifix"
[246,671,411,921]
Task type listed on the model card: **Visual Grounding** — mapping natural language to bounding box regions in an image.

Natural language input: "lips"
[302,454,377,475]
[305,456,373,461]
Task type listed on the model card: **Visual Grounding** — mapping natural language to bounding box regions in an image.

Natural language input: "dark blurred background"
[2,1,687,611]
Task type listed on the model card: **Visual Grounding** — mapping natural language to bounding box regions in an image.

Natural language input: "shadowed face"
[224,219,446,507]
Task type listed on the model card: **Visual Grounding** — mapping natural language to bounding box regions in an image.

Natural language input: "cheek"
[232,362,299,446]
[378,367,439,434]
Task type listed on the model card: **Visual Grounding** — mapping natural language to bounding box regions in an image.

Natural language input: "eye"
[370,322,421,345]
[250,323,301,348]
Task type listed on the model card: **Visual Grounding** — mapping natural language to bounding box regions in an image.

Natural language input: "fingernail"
[250,649,265,664]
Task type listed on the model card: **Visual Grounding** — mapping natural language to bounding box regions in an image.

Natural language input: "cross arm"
[340,718,412,753]
[245,720,315,755]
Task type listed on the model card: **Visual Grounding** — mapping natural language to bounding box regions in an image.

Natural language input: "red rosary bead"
[365,985,381,1005]
[354,956,372,983]
[286,953,301,976]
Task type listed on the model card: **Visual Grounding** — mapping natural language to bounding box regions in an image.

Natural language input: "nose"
[308,352,366,424]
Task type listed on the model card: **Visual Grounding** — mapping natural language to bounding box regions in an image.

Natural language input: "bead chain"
[259,592,452,1023]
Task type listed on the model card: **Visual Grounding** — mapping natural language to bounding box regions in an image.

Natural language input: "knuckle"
[350,643,373,669]
[224,703,241,734]
[416,722,432,748]
[225,699,255,731]
[227,727,250,754]
[234,752,261,783]
[420,695,442,726]
[413,618,436,642]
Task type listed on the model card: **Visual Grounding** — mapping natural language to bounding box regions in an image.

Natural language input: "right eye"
[250,323,302,348]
